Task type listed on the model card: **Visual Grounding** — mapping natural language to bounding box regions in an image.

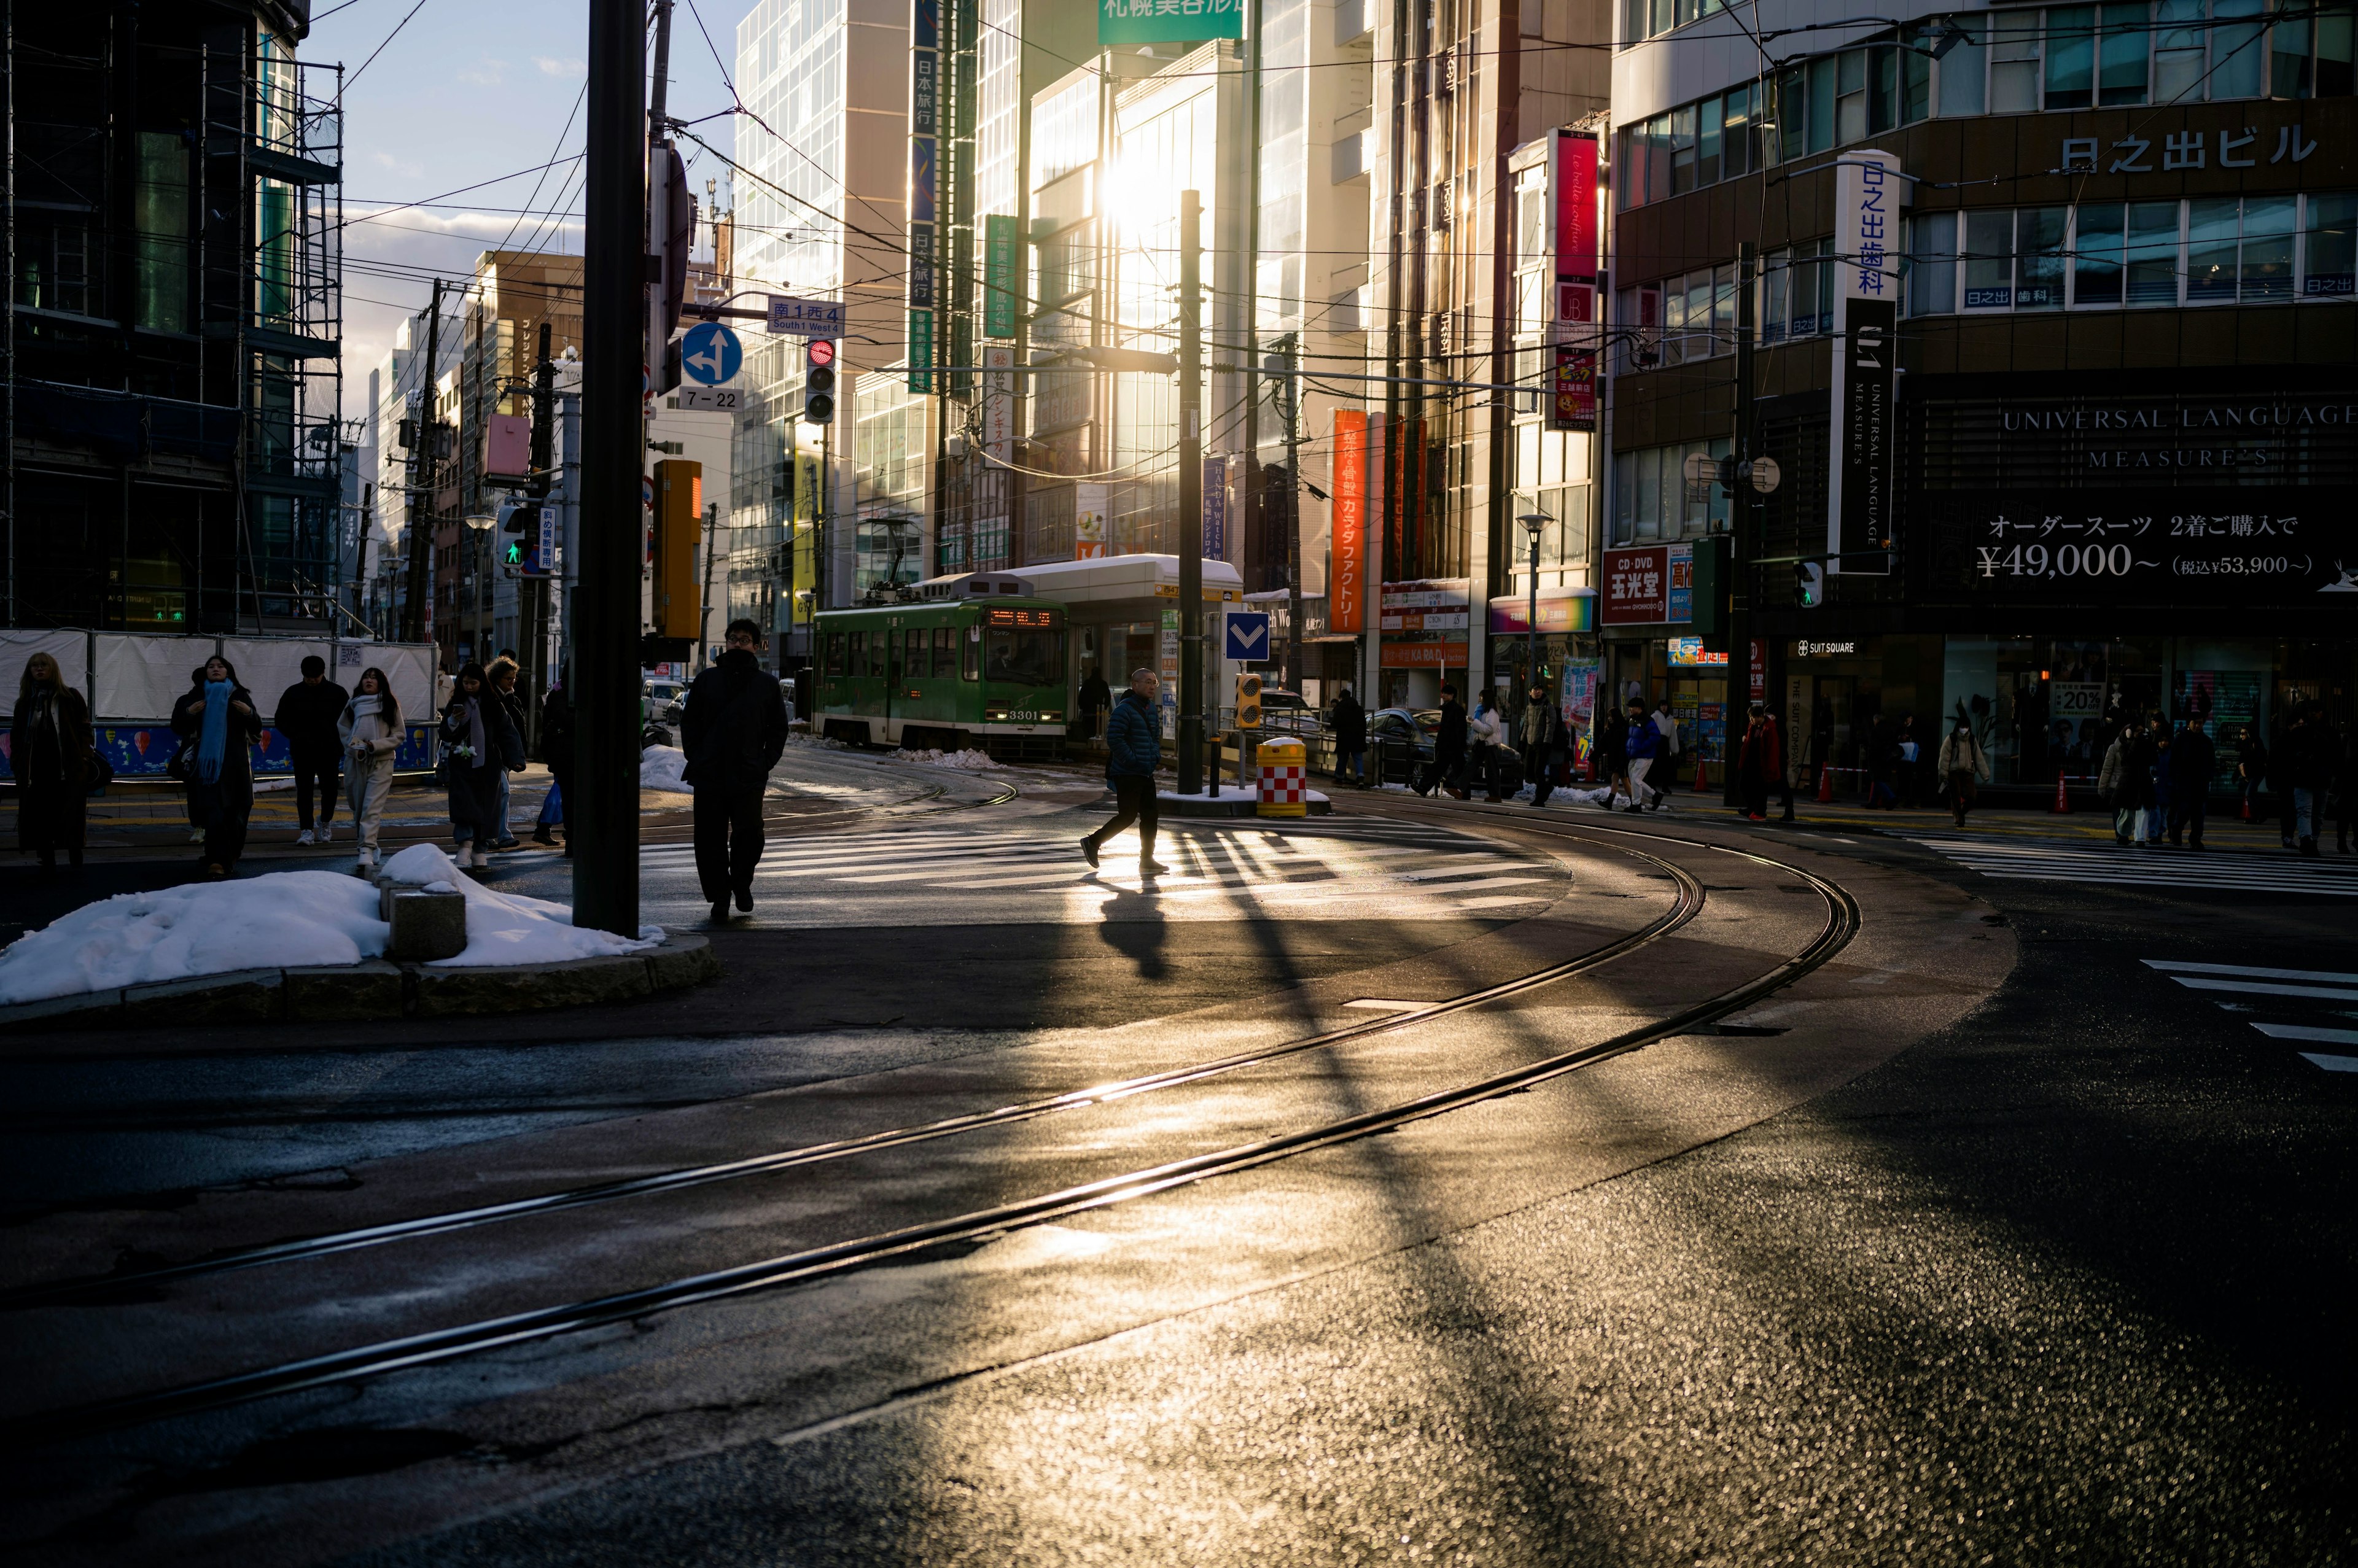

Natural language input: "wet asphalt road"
[1,777,2351,1566]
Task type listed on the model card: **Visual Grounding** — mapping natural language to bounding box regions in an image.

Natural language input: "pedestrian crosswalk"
[2145,959,2358,1073]
[1905,833,2358,897]
[492,820,1572,923]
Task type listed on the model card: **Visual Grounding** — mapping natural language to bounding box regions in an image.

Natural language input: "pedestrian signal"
[1235,671,1263,730]
[804,338,837,424]
[1794,561,1824,608]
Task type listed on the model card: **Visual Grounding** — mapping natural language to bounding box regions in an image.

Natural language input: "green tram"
[812,597,1072,758]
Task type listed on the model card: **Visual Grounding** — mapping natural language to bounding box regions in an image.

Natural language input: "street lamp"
[1516,510,1551,716]
[464,511,496,666]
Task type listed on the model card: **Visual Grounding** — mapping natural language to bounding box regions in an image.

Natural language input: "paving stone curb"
[0,936,720,1033]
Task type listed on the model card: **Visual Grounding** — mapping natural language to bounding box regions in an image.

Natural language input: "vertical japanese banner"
[1202,456,1228,561]
[1074,481,1108,559]
[982,344,1014,460]
[982,214,1018,340]
[1330,409,1366,633]
[1827,150,1902,575]
[1550,130,1600,432]
[906,0,939,392]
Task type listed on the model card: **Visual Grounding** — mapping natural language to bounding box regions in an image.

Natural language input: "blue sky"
[312,0,750,419]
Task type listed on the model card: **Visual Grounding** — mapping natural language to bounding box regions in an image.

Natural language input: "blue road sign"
[1224,611,1272,662]
[680,322,742,386]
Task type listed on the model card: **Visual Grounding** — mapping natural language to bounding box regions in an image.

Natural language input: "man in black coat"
[1330,683,1368,786]
[1417,683,1468,798]
[2166,719,2216,849]
[682,619,791,922]
[274,654,349,845]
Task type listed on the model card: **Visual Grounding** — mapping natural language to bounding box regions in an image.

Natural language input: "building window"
[1906,193,2356,312]
[1757,239,1835,342]
[1611,440,1731,543]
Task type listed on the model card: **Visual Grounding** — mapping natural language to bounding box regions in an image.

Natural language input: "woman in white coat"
[339,667,403,872]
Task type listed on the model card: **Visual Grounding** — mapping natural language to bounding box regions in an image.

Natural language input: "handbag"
[165,735,198,783]
[84,748,115,794]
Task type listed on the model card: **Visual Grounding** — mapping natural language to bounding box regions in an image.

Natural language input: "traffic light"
[1235,670,1263,731]
[804,338,837,424]
[1794,560,1825,608]
[652,459,704,638]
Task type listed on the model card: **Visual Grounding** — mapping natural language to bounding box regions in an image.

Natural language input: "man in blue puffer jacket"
[1081,667,1171,875]
[1623,697,1664,812]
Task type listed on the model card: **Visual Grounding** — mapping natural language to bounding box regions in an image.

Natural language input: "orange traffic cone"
[1815,764,1834,803]
[1694,751,1709,793]
[2052,770,2070,813]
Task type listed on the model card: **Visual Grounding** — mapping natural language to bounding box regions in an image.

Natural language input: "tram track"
[4,820,1857,1447]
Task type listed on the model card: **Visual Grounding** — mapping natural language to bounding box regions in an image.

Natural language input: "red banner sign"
[1551,341,1596,432]
[1331,409,1366,633]
[1556,130,1598,287]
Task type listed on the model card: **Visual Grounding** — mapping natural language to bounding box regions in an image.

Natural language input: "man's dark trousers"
[693,784,765,902]
[1085,775,1158,863]
[292,753,340,833]
[2171,797,2206,847]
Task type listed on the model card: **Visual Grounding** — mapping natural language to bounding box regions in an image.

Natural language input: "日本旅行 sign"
[1099,0,1243,46]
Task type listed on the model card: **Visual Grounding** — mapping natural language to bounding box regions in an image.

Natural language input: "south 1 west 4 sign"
[1099,0,1241,45]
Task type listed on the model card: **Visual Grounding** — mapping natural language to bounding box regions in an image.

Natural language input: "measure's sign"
[1923,488,2358,604]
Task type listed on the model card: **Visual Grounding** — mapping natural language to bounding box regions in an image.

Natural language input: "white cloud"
[370,150,424,180]
[455,58,507,87]
[534,56,586,78]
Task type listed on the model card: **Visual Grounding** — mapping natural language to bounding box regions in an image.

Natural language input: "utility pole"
[1277,332,1304,692]
[402,276,445,645]
[575,0,647,937]
[524,321,556,750]
[1725,239,1757,810]
[1177,188,1204,795]
[698,500,719,672]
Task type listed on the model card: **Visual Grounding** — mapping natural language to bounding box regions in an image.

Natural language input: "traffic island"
[0,935,720,1033]
[1158,788,1333,819]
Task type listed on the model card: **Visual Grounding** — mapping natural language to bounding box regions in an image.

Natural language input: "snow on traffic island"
[0,847,661,1007]
[890,747,1004,770]
[640,744,691,792]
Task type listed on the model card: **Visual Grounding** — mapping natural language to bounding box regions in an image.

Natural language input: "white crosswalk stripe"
[1909,834,2358,896]
[2146,960,2358,1073]
[553,821,1568,912]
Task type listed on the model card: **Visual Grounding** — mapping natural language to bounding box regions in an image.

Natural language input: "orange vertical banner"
[1331,409,1367,633]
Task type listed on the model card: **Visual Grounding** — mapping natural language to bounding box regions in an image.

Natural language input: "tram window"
[985,626,1065,686]
[846,631,864,677]
[825,634,845,676]
[932,626,955,677]
[905,629,925,677]
[962,624,980,680]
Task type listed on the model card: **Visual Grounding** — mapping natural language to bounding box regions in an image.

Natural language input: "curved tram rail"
[4,822,1856,1447]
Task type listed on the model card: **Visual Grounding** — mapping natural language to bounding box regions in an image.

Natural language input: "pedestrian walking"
[2099,723,2136,845]
[2235,724,2270,829]
[1596,702,1630,800]
[1078,669,1113,742]
[1415,683,1469,798]
[1651,699,1681,803]
[1519,685,1563,807]
[2285,704,2334,856]
[682,619,792,922]
[1080,667,1169,874]
[2335,722,2357,855]
[1469,693,1509,802]
[13,651,94,881]
[1865,713,1899,809]
[539,669,574,854]
[2268,709,2298,847]
[2167,718,2216,848]
[171,656,262,878]
[273,654,348,846]
[1768,707,1797,822]
[1937,715,1991,828]
[487,656,528,850]
[2145,716,2174,845]
[1736,700,1781,822]
[1624,700,1665,812]
[439,662,521,872]
[338,667,402,873]
[1331,683,1368,787]
[1894,715,1923,807]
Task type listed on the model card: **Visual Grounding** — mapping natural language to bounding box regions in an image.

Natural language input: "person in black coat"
[440,661,523,872]
[1077,670,1113,742]
[13,651,94,880]
[682,619,791,922]
[1416,684,1469,798]
[2166,719,2216,849]
[171,655,263,877]
[274,654,349,845]
[538,670,574,853]
[1330,684,1368,786]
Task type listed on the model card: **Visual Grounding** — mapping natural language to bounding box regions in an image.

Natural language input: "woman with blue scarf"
[169,656,262,878]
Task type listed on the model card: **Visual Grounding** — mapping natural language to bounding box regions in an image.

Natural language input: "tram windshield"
[984,627,1064,685]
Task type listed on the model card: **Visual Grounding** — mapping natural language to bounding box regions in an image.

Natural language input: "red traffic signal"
[807,338,836,369]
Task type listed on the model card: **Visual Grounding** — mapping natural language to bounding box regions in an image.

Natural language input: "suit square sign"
[1224,611,1272,662]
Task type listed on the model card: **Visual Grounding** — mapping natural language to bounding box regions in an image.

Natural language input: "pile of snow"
[891,747,1003,770]
[640,745,690,792]
[0,850,666,1005]
[377,844,663,966]
[0,872,388,1004]
[785,731,847,751]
